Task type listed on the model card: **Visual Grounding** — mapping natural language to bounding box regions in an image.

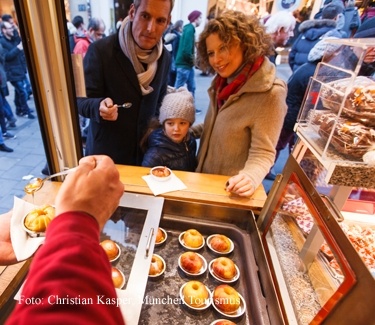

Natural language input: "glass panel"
[262,173,356,325]
[101,207,147,290]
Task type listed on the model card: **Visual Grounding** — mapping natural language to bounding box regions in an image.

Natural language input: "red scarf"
[215,56,264,109]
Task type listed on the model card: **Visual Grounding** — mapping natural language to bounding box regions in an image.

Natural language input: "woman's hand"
[225,173,255,197]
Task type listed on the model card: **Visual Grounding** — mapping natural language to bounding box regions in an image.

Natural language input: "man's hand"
[99,98,119,121]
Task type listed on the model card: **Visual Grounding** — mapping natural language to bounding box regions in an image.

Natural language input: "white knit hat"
[159,86,196,125]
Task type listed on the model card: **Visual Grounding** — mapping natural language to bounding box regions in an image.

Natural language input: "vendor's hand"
[0,210,17,265]
[55,155,124,230]
[99,98,118,121]
[225,174,255,197]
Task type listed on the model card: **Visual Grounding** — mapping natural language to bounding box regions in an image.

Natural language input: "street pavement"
[0,64,292,214]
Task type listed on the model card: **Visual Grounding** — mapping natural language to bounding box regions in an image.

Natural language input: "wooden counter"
[0,165,267,319]
[117,165,267,213]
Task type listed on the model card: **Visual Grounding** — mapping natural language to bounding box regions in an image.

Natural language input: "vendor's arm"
[7,155,125,325]
[0,210,17,265]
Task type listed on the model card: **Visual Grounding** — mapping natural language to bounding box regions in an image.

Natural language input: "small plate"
[212,292,246,318]
[150,166,172,182]
[178,252,207,276]
[110,243,121,263]
[208,259,240,283]
[179,231,205,251]
[112,267,126,289]
[155,227,167,246]
[148,254,166,277]
[179,282,211,311]
[206,234,234,255]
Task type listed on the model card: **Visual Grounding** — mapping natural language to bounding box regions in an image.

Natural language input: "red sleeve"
[6,212,125,325]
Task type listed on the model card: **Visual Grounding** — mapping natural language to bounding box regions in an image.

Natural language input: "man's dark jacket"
[77,32,170,165]
[0,35,27,82]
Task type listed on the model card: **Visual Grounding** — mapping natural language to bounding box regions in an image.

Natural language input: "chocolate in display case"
[294,38,375,188]
[256,156,375,325]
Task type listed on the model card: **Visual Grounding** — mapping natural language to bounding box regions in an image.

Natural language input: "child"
[141,87,197,171]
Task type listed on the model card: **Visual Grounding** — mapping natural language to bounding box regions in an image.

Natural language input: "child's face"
[164,118,190,143]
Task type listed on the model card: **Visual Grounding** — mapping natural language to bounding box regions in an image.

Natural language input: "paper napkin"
[142,173,187,196]
[10,197,45,261]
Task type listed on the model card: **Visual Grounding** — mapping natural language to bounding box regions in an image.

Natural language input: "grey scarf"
[119,17,162,95]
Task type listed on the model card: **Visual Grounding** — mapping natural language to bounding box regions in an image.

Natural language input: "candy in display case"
[294,38,375,188]
[256,156,375,325]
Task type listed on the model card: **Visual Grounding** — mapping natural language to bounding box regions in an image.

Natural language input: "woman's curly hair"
[196,10,273,72]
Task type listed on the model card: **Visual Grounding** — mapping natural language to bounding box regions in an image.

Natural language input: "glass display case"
[294,38,375,189]
[257,156,375,325]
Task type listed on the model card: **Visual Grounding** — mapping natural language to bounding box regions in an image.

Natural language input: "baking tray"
[137,214,268,325]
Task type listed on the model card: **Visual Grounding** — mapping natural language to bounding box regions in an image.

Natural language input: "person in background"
[0,42,17,130]
[141,87,197,171]
[0,105,16,140]
[5,155,125,324]
[314,0,333,19]
[342,0,361,37]
[174,10,202,99]
[0,125,13,152]
[360,0,375,23]
[0,21,34,119]
[274,36,342,169]
[194,11,287,197]
[1,14,33,100]
[286,7,312,47]
[73,17,106,57]
[164,19,183,86]
[288,1,345,72]
[73,17,106,146]
[328,17,375,76]
[69,15,85,53]
[116,17,123,30]
[264,10,296,64]
[77,0,173,166]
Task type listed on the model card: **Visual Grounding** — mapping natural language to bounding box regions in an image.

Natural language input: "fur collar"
[299,19,337,33]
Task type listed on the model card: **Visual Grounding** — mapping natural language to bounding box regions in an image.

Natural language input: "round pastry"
[180,252,203,273]
[149,254,164,276]
[212,257,236,280]
[156,228,165,244]
[215,320,236,325]
[213,284,241,313]
[111,267,124,289]
[183,229,204,248]
[100,239,119,261]
[210,234,231,253]
[183,280,209,308]
[24,204,55,233]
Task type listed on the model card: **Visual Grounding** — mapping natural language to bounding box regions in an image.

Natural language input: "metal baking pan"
[138,209,269,325]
